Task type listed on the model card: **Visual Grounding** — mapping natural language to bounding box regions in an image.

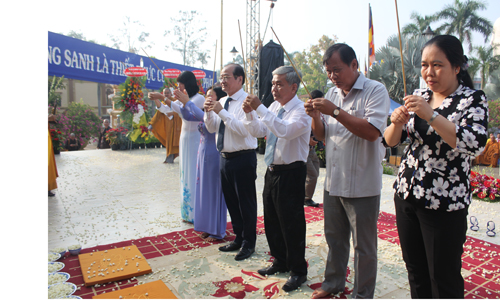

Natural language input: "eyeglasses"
[219,75,233,82]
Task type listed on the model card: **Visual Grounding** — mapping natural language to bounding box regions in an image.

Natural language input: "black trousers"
[220,151,257,249]
[394,194,468,299]
[263,163,307,276]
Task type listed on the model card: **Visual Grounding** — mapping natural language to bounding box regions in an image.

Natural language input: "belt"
[221,149,255,159]
[268,161,305,172]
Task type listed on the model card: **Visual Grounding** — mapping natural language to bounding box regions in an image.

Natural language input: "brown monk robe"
[150,102,182,162]
[48,116,58,196]
[475,136,499,167]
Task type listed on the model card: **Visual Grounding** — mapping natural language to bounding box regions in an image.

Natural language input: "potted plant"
[258,137,266,154]
[49,128,64,154]
[315,142,326,168]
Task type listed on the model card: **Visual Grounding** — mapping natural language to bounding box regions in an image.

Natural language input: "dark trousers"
[263,163,307,276]
[220,151,257,249]
[394,194,468,299]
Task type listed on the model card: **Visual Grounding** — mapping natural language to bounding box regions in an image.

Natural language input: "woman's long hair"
[176,71,200,97]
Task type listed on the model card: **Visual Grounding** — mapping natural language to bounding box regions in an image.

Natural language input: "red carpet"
[56,207,500,299]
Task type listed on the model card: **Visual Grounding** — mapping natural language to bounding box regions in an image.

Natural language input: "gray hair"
[70,133,75,137]
[272,66,301,89]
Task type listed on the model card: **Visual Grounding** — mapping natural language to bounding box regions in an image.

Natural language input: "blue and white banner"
[48,31,214,91]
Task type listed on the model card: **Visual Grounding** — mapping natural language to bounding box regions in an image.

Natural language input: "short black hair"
[323,43,358,69]
[206,86,227,100]
[310,89,324,99]
[225,63,246,85]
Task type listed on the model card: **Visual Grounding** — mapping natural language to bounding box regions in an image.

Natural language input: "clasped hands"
[203,94,263,114]
[304,98,335,118]
[391,95,434,126]
[148,89,189,105]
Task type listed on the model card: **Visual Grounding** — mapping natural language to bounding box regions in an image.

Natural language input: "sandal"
[486,221,496,237]
[470,216,479,231]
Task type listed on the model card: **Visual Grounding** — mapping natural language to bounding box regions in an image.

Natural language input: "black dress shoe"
[282,275,307,292]
[48,191,55,197]
[304,199,319,207]
[218,242,241,252]
[234,247,255,261]
[258,264,289,276]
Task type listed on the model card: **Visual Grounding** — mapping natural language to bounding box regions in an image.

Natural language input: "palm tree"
[402,12,437,37]
[369,35,427,104]
[472,45,500,89]
[434,0,492,51]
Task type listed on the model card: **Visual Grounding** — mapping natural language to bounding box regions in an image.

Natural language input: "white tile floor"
[48,148,500,252]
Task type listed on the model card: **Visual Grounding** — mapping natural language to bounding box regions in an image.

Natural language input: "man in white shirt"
[204,63,258,261]
[243,66,311,292]
[305,43,390,299]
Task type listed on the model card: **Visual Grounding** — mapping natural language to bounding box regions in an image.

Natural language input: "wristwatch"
[427,111,439,125]
[332,107,340,118]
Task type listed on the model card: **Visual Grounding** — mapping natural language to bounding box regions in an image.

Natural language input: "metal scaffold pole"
[246,0,260,96]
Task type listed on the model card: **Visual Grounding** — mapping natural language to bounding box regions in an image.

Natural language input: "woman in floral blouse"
[383,35,488,298]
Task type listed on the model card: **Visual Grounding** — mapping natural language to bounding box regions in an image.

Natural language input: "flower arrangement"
[258,137,266,149]
[49,128,64,151]
[105,127,129,145]
[115,77,147,114]
[471,171,500,201]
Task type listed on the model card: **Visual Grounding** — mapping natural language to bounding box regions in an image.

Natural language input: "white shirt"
[324,73,390,198]
[244,95,311,165]
[158,93,205,132]
[204,88,258,152]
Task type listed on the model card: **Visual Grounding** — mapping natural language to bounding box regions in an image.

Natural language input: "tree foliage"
[402,12,438,36]
[109,16,152,54]
[369,35,428,103]
[485,69,500,101]
[66,30,100,44]
[166,10,209,67]
[292,35,338,95]
[48,75,66,108]
[486,98,500,130]
[470,45,500,89]
[50,101,101,149]
[434,0,492,51]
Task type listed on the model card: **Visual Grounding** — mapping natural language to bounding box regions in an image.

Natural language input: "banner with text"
[48,31,215,91]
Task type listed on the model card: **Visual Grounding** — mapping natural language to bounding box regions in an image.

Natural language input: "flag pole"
[367,4,370,79]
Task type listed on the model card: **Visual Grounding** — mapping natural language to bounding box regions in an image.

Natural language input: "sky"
[43,0,500,71]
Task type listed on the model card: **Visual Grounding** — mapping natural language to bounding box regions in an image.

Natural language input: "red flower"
[484,181,492,188]
[212,276,258,299]
[489,193,496,200]
[54,138,59,141]
[478,191,487,199]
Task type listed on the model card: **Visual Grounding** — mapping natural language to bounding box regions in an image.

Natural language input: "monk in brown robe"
[150,88,182,163]
[475,135,499,167]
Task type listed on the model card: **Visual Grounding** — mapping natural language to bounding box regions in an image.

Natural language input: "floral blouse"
[389,85,488,212]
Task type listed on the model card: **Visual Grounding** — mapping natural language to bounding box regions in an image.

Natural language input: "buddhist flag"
[368,4,375,67]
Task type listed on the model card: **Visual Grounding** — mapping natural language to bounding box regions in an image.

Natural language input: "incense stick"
[394,0,407,96]
[238,20,248,90]
[212,40,217,89]
[270,27,311,98]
